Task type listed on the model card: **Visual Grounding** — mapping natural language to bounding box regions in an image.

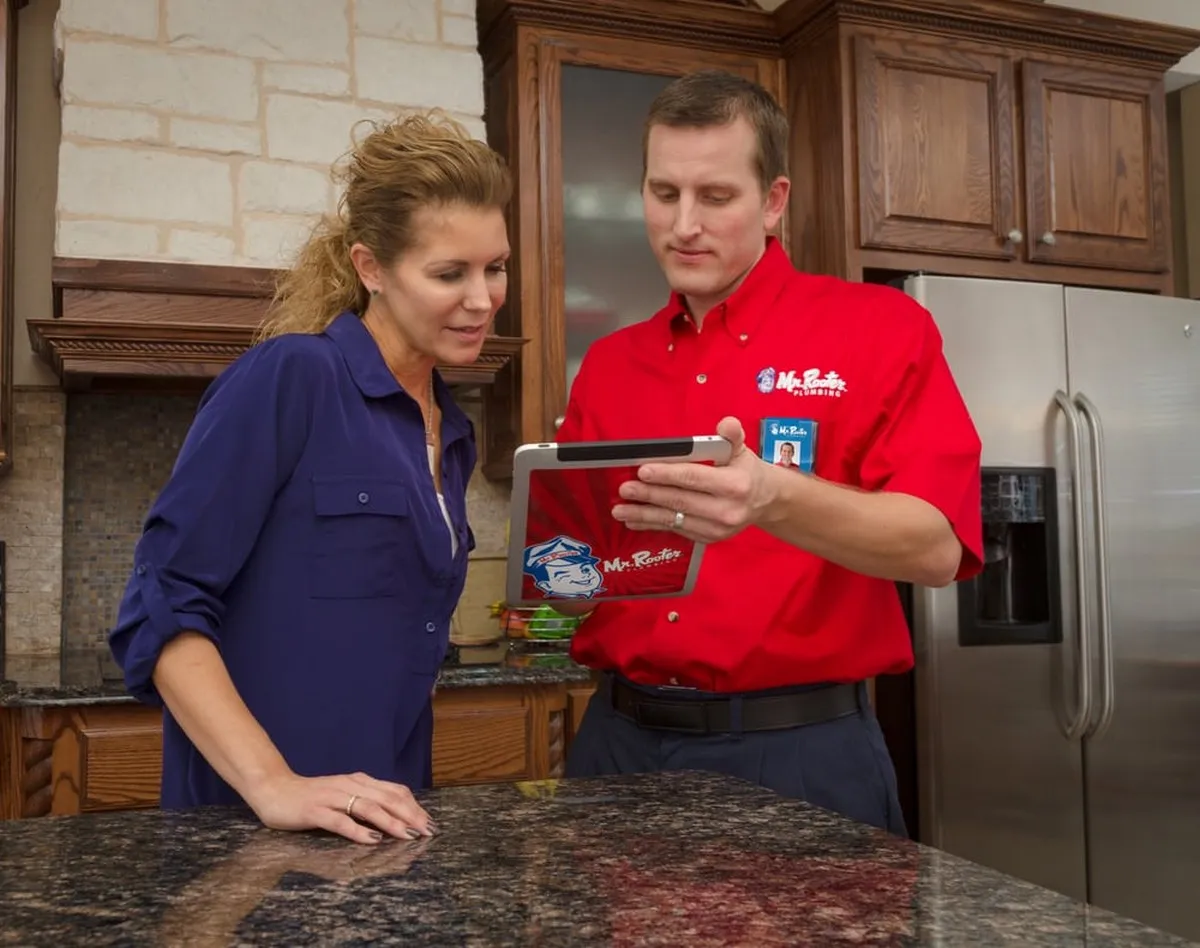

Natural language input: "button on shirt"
[108,312,475,808]
[556,238,984,693]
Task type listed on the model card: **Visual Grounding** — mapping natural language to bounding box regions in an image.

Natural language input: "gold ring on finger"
[345,793,359,817]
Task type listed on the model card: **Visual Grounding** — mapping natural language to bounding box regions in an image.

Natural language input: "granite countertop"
[0,771,1192,947]
[0,640,593,708]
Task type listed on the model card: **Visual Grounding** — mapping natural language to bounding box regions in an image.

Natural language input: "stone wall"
[54,0,485,266]
[2,0,512,658]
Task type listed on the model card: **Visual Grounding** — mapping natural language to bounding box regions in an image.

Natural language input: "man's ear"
[763,176,790,233]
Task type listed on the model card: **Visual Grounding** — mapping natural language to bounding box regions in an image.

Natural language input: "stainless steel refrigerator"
[904,274,1200,942]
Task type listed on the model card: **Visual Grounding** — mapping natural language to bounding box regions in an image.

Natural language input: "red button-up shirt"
[556,238,983,692]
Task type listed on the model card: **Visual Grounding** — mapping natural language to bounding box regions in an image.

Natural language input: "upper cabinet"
[476,0,785,474]
[848,36,1167,273]
[780,0,1194,290]
[478,0,1200,474]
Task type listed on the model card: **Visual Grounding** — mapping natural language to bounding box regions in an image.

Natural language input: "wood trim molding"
[30,257,527,394]
[774,0,1200,68]
[478,0,780,57]
[0,0,17,476]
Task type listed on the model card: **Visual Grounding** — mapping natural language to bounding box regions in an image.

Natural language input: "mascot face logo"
[522,535,606,599]
[756,367,776,394]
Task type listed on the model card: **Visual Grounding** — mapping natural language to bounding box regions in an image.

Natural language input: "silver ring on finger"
[672,510,685,531]
[345,793,359,817]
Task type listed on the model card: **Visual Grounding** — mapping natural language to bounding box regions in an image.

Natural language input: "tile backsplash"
[0,391,66,653]
[61,392,512,650]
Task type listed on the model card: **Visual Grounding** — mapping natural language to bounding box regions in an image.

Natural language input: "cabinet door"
[1022,61,1168,273]
[536,37,782,436]
[853,35,1019,260]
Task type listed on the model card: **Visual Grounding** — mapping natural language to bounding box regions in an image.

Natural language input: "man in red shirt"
[554,69,983,836]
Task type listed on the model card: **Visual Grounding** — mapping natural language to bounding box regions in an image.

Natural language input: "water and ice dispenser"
[956,468,1062,647]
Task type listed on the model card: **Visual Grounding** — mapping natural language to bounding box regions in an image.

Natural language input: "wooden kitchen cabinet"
[0,680,598,819]
[476,0,1200,466]
[476,0,785,465]
[781,0,1191,291]
[1021,61,1168,273]
[849,34,1168,275]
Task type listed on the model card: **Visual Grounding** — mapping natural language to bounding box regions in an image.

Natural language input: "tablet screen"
[516,464,697,603]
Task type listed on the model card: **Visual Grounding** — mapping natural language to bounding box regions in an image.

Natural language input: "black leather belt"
[610,676,862,735]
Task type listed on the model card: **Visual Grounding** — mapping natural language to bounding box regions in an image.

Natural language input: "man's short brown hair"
[642,69,789,193]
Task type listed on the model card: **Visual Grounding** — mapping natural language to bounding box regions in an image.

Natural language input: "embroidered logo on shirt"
[756,367,847,398]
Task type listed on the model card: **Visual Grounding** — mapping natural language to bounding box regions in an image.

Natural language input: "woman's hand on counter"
[246,770,437,845]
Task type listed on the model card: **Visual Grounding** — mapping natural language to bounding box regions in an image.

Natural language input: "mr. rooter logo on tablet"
[520,465,695,601]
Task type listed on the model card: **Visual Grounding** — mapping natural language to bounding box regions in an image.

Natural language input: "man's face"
[642,116,788,320]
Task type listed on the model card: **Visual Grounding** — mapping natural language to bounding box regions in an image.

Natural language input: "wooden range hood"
[29,257,527,394]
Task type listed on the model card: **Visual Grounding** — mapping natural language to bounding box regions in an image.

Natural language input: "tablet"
[506,435,732,607]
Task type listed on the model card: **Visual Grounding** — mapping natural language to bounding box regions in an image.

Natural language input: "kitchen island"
[0,643,597,819]
[0,770,1192,946]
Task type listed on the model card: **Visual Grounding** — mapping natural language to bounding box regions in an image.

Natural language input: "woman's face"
[371,203,510,366]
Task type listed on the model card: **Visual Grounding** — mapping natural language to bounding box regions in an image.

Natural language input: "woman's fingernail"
[406,828,422,839]
[427,821,439,834]
[368,831,383,842]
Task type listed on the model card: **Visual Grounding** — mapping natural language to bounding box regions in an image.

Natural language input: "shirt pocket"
[309,475,412,599]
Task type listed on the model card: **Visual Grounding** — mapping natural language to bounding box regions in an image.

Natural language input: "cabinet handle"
[1039,231,1057,246]
[1007,228,1024,244]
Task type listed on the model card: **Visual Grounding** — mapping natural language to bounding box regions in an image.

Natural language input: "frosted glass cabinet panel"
[560,65,674,398]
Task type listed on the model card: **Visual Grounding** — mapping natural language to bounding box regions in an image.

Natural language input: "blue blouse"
[109,312,476,809]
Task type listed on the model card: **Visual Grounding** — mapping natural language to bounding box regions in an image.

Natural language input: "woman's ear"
[348,242,383,294]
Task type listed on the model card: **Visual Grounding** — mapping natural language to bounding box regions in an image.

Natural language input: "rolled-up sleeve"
[109,340,316,704]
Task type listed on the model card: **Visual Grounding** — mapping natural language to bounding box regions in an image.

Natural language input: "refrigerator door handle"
[1055,390,1093,741]
[1075,392,1115,739]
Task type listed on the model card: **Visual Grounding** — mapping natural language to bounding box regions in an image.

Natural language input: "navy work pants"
[565,675,908,837]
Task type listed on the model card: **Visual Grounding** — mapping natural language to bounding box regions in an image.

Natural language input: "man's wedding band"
[672,510,685,530]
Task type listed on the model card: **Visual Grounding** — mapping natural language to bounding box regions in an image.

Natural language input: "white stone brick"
[167,229,237,262]
[441,14,477,48]
[242,216,318,266]
[239,161,331,215]
[56,219,161,258]
[166,0,349,64]
[58,142,234,226]
[58,0,158,41]
[170,119,261,156]
[265,94,392,166]
[441,0,475,14]
[356,0,438,43]
[452,113,488,143]
[62,39,258,122]
[61,105,161,144]
[355,37,483,115]
[262,63,350,97]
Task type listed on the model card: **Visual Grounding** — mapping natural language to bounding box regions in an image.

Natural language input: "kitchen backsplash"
[60,393,511,650]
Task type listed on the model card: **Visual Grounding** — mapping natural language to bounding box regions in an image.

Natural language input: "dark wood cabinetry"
[477,0,1200,466]
[477,0,786,466]
[0,679,598,819]
[781,0,1189,291]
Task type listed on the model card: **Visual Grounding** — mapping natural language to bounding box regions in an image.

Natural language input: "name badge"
[759,417,817,473]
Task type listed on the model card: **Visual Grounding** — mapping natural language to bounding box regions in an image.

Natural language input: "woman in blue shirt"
[109,112,511,845]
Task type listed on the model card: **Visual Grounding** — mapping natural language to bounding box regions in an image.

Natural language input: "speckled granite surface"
[0,641,592,707]
[0,771,1192,947]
